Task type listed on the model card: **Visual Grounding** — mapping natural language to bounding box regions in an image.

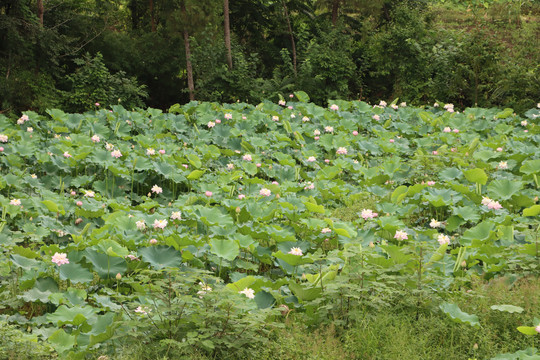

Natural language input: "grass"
[94,275,539,360]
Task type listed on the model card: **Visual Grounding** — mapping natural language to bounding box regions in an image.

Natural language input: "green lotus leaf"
[490,305,524,313]
[59,262,94,283]
[210,239,239,262]
[439,302,480,327]
[487,180,523,200]
[464,168,488,185]
[139,246,182,270]
[83,249,127,279]
[47,305,97,326]
[288,281,322,302]
[272,251,313,266]
[520,159,540,175]
[523,205,540,217]
[47,329,76,354]
[517,326,538,336]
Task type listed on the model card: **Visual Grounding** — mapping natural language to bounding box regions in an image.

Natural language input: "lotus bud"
[369,242,375,248]
[75,218,83,225]
[236,207,241,213]
[461,260,467,267]
[473,343,478,350]
[116,273,122,280]
[279,304,290,316]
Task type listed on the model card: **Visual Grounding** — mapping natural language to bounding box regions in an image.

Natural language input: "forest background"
[0,0,539,115]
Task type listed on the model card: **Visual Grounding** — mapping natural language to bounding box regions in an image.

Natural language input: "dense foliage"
[1,0,539,115]
[0,96,538,358]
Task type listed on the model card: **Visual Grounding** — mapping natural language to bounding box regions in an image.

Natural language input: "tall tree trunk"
[283,1,297,76]
[331,0,339,26]
[181,2,195,100]
[224,0,233,70]
[149,0,156,32]
[37,0,44,26]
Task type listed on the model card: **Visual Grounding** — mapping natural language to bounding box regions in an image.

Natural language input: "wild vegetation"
[0,95,538,359]
[1,0,539,115]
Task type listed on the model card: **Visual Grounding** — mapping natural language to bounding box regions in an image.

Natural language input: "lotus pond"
[0,93,539,359]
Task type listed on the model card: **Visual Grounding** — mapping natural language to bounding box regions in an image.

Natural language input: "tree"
[224,0,232,70]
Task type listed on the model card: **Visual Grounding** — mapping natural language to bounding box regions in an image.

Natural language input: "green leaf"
[210,239,239,262]
[463,168,488,185]
[304,201,325,214]
[439,302,480,327]
[47,305,97,326]
[59,262,94,284]
[139,246,182,270]
[294,91,310,103]
[391,186,408,204]
[187,154,202,169]
[187,170,205,180]
[272,251,313,266]
[523,205,540,217]
[520,159,540,175]
[254,290,276,309]
[490,305,524,313]
[42,200,65,216]
[487,180,523,200]
[48,329,76,354]
[288,281,321,302]
[517,326,539,336]
[83,250,127,279]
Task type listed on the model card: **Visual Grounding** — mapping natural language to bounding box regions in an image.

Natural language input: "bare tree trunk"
[149,0,156,32]
[37,0,44,26]
[181,2,195,101]
[332,0,339,26]
[224,0,233,70]
[283,0,297,76]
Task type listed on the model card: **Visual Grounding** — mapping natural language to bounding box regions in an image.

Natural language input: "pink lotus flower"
[207,121,215,128]
[336,147,348,155]
[27,127,33,133]
[314,136,319,140]
[321,228,331,234]
[238,194,246,199]
[271,181,279,185]
[430,219,442,228]
[535,324,540,334]
[437,234,450,245]
[51,252,69,266]
[63,152,72,158]
[307,156,316,162]
[0,147,4,152]
[224,113,233,119]
[487,200,503,210]
[287,106,293,110]
[496,147,503,152]
[227,163,234,170]
[242,154,252,161]
[126,254,140,261]
[324,159,330,164]
[288,247,303,256]
[136,220,146,230]
[0,134,8,143]
[215,119,221,124]
[372,115,380,121]
[453,129,459,133]
[278,100,286,106]
[498,161,508,170]
[256,163,261,168]
[182,164,188,169]
[70,191,76,196]
[314,130,320,136]
[146,148,155,155]
[151,185,162,194]
[84,190,95,197]
[330,104,339,111]
[361,209,378,220]
[10,199,21,206]
[76,201,83,206]
[432,151,438,155]
[153,219,168,229]
[304,182,315,190]
[260,188,271,197]
[427,181,436,186]
[302,116,310,122]
[325,126,334,133]
[353,131,358,136]
[205,191,212,197]
[389,139,395,143]
[91,135,100,143]
[289,94,294,98]
[159,149,165,155]
[379,100,387,107]
[481,196,492,206]
[443,127,451,133]
[239,287,255,299]
[272,116,279,122]
[170,211,181,220]
[521,120,528,126]
[111,150,122,158]
[95,102,100,107]
[451,148,457,152]
[394,230,408,241]
[149,238,158,245]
